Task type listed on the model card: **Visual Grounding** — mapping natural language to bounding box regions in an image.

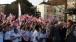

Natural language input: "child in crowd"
[11,28,20,42]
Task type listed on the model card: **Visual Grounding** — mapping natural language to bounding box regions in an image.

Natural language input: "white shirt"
[4,31,11,40]
[17,26,22,41]
[32,30,39,42]
[18,30,24,41]
[17,26,20,32]
[39,33,46,42]
[12,32,20,42]
[0,32,3,42]
[30,31,33,41]
[25,30,30,41]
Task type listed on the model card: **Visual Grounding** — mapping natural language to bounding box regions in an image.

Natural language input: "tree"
[4,4,11,16]
[4,0,35,17]
[11,0,35,15]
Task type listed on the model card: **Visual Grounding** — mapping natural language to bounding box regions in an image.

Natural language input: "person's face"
[0,7,3,12]
[15,29,18,33]
[4,26,9,30]
[67,22,71,27]
[42,26,44,29]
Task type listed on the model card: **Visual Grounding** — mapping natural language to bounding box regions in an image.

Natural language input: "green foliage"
[4,0,35,17]
[4,4,11,16]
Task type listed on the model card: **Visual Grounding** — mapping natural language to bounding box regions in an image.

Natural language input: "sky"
[0,0,48,6]
[29,0,48,6]
[0,0,16,4]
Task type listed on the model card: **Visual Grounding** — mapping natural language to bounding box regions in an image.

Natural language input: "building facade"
[37,1,50,18]
[47,0,76,21]
[67,0,76,22]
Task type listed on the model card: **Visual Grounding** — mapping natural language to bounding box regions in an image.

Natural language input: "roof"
[47,0,66,6]
[39,1,48,5]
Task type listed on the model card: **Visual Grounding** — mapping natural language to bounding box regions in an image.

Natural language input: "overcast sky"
[29,0,48,6]
[0,0,16,4]
[0,0,48,6]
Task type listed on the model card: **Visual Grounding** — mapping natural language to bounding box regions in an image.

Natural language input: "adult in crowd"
[57,22,67,42]
[73,25,76,42]
[66,20,75,42]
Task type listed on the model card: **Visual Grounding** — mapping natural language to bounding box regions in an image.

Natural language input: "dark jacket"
[66,25,75,42]
[49,26,61,42]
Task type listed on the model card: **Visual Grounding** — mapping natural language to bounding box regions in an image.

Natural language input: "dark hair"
[0,27,2,32]
[68,20,73,25]
[68,20,72,22]
[26,27,30,30]
[35,25,39,31]
[14,28,17,32]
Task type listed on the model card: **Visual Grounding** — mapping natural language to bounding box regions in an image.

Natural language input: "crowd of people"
[0,12,76,42]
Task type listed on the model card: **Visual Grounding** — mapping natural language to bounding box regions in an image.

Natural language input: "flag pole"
[18,3,21,17]
[18,3,22,25]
